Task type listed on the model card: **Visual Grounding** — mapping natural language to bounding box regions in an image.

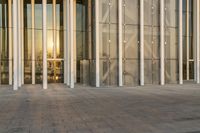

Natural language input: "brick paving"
[0,84,200,133]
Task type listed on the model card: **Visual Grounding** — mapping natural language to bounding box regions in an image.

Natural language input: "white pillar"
[32,0,35,84]
[67,0,70,86]
[53,0,56,60]
[118,0,123,87]
[8,0,12,85]
[64,0,67,84]
[43,0,47,89]
[13,0,18,90]
[64,0,70,86]
[73,0,77,83]
[18,0,22,87]
[95,0,100,87]
[160,0,165,85]
[179,0,183,84]
[140,0,144,86]
[21,0,24,84]
[194,0,200,83]
[186,0,190,80]
[70,0,74,88]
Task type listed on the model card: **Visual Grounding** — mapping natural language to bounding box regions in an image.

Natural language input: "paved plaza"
[0,84,200,133]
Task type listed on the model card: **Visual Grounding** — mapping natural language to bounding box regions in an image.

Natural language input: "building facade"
[0,0,199,90]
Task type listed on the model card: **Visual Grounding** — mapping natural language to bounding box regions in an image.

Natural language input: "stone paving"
[0,84,200,133]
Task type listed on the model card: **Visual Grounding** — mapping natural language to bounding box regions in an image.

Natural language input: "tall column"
[64,0,67,84]
[194,0,200,83]
[18,0,22,87]
[32,0,35,84]
[70,0,74,88]
[21,0,24,84]
[43,0,47,89]
[53,0,57,81]
[8,0,12,85]
[140,0,144,86]
[13,0,18,90]
[186,0,190,80]
[179,0,183,84]
[67,0,70,86]
[73,0,77,83]
[160,0,165,85]
[95,0,100,87]
[118,0,123,86]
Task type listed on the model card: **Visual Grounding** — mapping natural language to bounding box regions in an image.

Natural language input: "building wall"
[0,0,200,89]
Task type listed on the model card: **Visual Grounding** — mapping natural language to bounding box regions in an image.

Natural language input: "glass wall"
[0,0,9,84]
[35,0,43,84]
[47,0,64,83]
[24,0,32,84]
[144,0,160,84]
[164,0,179,83]
[122,0,139,86]
[183,0,194,80]
[24,0,64,84]
[99,0,118,86]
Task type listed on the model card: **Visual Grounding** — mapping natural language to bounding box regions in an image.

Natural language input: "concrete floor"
[0,84,200,133]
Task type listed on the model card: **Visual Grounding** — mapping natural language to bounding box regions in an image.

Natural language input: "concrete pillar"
[118,0,123,86]
[13,0,18,90]
[160,0,165,85]
[70,0,74,88]
[18,0,22,87]
[140,0,144,86]
[194,0,200,83]
[43,0,47,89]
[64,0,67,84]
[8,0,12,85]
[21,0,24,84]
[179,0,183,84]
[32,0,35,84]
[186,0,190,80]
[95,0,100,87]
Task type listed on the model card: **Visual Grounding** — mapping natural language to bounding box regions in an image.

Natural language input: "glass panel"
[35,30,43,60]
[123,60,139,86]
[144,0,152,26]
[24,0,32,28]
[35,0,42,29]
[47,60,64,83]
[99,24,109,59]
[47,0,53,29]
[24,61,32,84]
[56,0,63,30]
[35,61,43,84]
[47,30,54,58]
[0,0,9,85]
[124,0,139,25]
[165,60,178,83]
[99,0,109,23]
[56,30,64,58]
